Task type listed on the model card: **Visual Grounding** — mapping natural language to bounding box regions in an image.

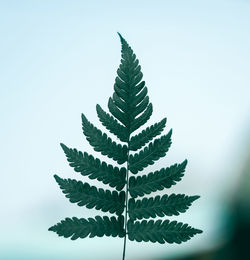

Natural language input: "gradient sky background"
[0,1,250,260]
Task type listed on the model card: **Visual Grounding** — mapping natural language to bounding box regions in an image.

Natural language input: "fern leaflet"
[81,113,127,164]
[128,194,200,220]
[49,216,125,240]
[96,104,128,142]
[60,143,126,190]
[129,130,172,174]
[130,118,167,151]
[54,175,125,215]
[128,219,202,244]
[129,160,187,198]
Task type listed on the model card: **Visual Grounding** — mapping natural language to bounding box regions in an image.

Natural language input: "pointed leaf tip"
[48,225,55,232]
[117,32,123,41]
[60,143,68,151]
[53,174,61,181]
[182,159,188,167]
[191,195,201,201]
[81,113,88,125]
[81,113,88,120]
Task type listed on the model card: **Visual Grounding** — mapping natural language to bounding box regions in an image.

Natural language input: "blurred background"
[0,0,249,259]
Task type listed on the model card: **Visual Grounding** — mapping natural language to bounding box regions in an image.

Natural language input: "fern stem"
[122,142,130,260]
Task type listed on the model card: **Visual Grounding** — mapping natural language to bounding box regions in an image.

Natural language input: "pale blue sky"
[0,1,250,259]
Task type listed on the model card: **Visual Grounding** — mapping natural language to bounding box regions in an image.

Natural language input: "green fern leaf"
[96,104,128,142]
[54,175,125,215]
[128,194,200,220]
[60,143,126,191]
[49,215,125,240]
[130,118,167,151]
[129,130,172,174]
[50,34,203,256]
[129,160,187,198]
[128,219,202,244]
[81,113,128,164]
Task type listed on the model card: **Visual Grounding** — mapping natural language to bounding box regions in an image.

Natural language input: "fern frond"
[129,160,187,198]
[49,215,125,240]
[96,104,128,142]
[81,113,128,164]
[50,34,203,251]
[54,175,125,215]
[60,143,126,191]
[129,130,172,174]
[130,118,167,151]
[128,194,199,220]
[128,219,202,244]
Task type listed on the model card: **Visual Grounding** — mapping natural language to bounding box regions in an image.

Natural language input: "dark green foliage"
[128,194,200,220]
[108,33,152,134]
[54,175,125,215]
[129,160,187,198]
[96,104,128,142]
[129,130,172,174]
[81,113,128,164]
[49,33,202,256]
[60,143,126,191]
[49,216,125,240]
[130,118,167,151]
[128,219,202,244]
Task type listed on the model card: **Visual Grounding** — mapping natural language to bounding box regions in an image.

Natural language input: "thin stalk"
[122,142,130,260]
